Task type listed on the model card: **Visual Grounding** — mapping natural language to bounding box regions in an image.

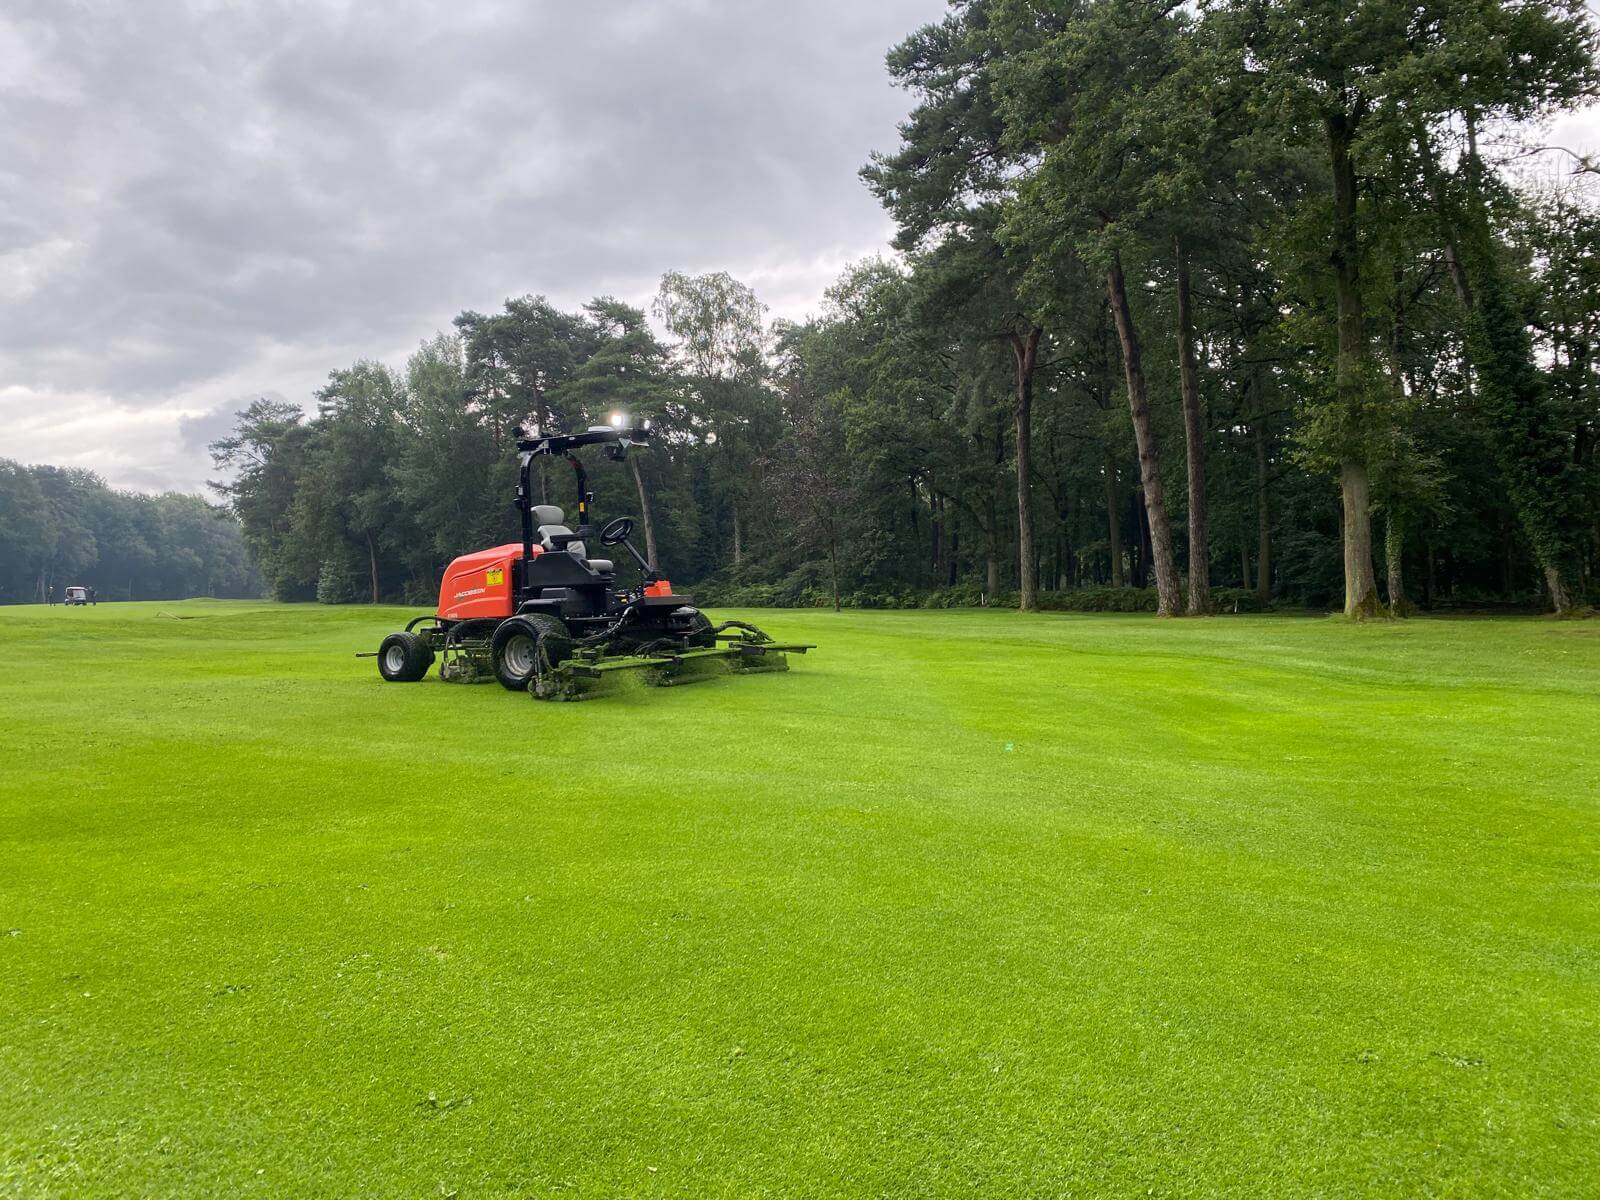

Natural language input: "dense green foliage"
[204,2,1600,617]
[3,602,1598,1195]
[0,461,259,604]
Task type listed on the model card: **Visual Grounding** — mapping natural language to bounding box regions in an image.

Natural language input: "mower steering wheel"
[599,517,634,547]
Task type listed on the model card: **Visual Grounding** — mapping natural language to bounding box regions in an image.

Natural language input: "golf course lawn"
[2,601,1598,1198]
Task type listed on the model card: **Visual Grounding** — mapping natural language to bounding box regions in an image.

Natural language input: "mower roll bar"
[513,423,651,459]
[512,422,653,594]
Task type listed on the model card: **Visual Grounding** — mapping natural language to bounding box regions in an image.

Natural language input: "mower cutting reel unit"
[366,417,812,700]
[528,619,804,701]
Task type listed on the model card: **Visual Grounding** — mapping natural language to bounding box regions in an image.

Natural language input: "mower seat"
[532,504,582,554]
[540,530,612,573]
[537,522,585,557]
[531,504,612,573]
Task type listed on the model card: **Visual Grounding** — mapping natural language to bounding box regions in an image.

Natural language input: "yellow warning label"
[486,567,504,586]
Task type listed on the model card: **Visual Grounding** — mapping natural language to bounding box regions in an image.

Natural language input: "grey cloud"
[3,0,937,389]
[178,396,276,456]
[1,0,942,489]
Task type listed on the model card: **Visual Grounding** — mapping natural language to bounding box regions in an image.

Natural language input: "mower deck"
[533,635,814,701]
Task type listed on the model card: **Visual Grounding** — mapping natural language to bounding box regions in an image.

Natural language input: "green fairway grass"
[2,601,1598,1197]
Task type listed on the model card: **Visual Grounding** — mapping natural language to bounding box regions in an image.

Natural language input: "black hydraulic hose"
[631,637,685,658]
[573,603,639,650]
[710,619,773,644]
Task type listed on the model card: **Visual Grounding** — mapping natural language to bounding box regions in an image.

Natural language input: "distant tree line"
[216,0,1600,616]
[0,461,260,604]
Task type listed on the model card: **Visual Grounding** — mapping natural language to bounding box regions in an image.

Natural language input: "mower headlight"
[610,411,628,429]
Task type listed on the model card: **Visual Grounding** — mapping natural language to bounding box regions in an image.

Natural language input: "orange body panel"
[437,543,536,620]
[644,580,673,597]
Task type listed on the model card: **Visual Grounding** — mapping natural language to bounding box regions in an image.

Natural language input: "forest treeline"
[0,461,259,604]
[213,0,1600,615]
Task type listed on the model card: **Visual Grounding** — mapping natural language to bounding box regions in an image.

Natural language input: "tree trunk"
[1129,496,1141,584]
[1385,513,1408,617]
[1106,253,1181,615]
[1174,237,1211,615]
[628,454,658,570]
[1341,463,1380,618]
[1105,455,1124,587]
[1060,489,1075,590]
[1137,495,1152,588]
[1254,403,1272,604]
[1442,241,1474,311]
[984,483,1000,601]
[1384,279,1412,622]
[731,503,742,568]
[1544,564,1572,613]
[366,531,380,604]
[1012,328,1042,612]
[1416,125,1476,311]
[828,540,841,612]
[1327,112,1379,618]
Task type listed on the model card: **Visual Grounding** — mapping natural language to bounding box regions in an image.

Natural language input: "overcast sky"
[1,0,943,492]
[5,2,1600,496]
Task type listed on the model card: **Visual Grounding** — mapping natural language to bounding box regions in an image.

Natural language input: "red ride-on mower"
[369,417,811,700]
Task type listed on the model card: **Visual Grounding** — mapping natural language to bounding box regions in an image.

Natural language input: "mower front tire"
[490,614,572,691]
[378,631,434,682]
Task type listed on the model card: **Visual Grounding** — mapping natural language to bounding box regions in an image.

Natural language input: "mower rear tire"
[491,614,572,691]
[378,631,434,682]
